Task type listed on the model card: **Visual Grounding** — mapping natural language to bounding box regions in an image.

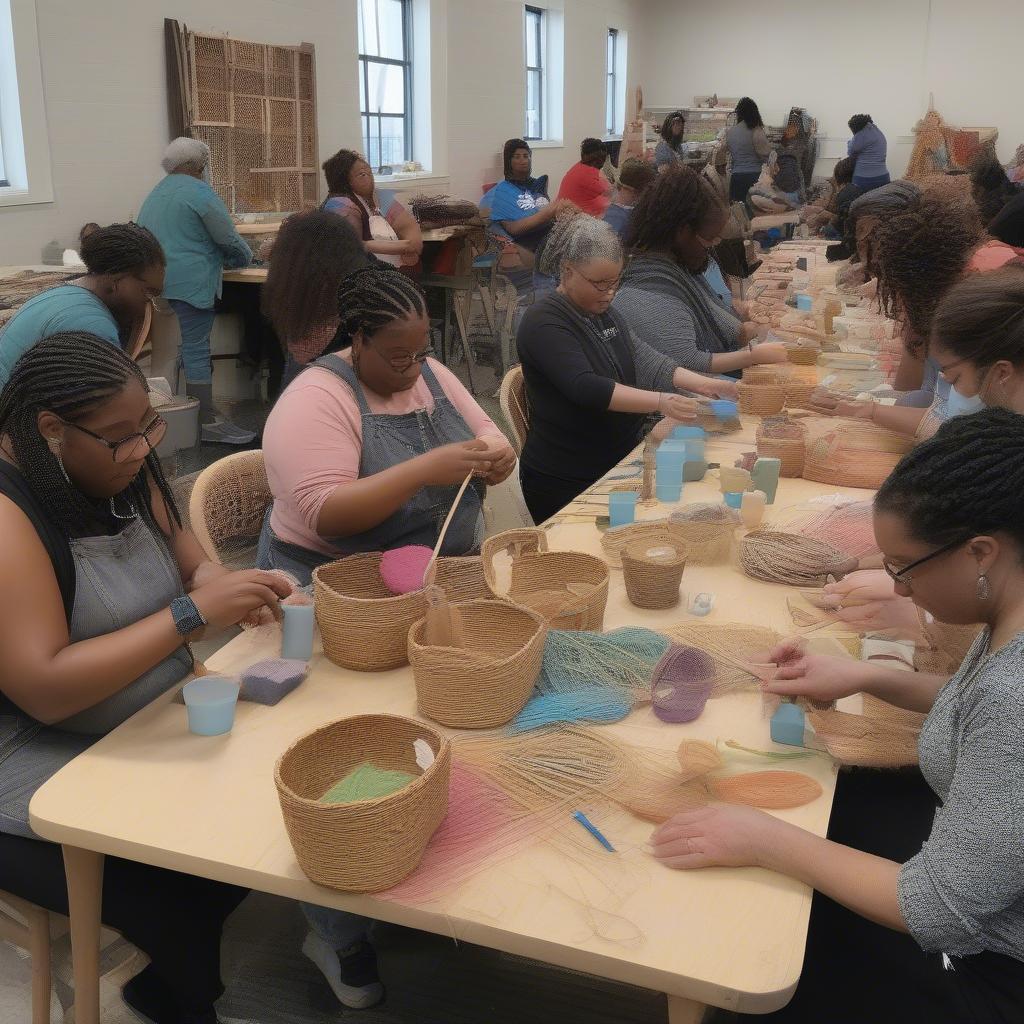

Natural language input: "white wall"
[635,0,1024,179]
[0,0,643,264]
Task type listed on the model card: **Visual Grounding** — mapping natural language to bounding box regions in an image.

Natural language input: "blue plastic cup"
[608,491,638,527]
[656,481,683,503]
[183,676,240,736]
[656,446,685,499]
[281,602,315,660]
[723,491,743,509]
[670,425,705,441]
[708,400,738,419]
[796,293,814,312]
[684,436,706,461]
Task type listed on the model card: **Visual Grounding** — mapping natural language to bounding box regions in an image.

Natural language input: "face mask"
[944,384,986,419]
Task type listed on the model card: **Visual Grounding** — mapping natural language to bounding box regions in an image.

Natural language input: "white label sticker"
[414,739,435,771]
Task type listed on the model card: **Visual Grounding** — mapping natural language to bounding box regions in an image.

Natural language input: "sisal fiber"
[773,500,879,560]
[651,646,716,723]
[321,762,417,804]
[510,688,634,733]
[661,623,782,697]
[806,707,921,767]
[740,530,858,586]
[708,770,823,809]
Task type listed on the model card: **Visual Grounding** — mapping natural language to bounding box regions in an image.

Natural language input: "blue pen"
[573,810,616,852]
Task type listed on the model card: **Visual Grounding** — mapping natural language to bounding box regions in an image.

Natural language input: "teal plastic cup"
[183,676,240,736]
[723,491,743,509]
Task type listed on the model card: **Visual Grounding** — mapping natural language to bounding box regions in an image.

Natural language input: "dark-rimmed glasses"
[575,270,622,294]
[63,415,167,464]
[372,342,434,373]
[882,537,969,588]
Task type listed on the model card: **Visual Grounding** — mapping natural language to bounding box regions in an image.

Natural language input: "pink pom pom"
[379,545,433,595]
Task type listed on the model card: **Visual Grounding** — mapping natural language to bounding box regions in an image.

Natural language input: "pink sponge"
[379,545,433,595]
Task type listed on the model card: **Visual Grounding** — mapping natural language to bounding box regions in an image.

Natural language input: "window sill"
[0,185,53,209]
[602,134,623,143]
[527,139,564,150]
[375,171,447,185]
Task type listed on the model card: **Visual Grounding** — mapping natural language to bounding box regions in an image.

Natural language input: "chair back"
[499,366,529,457]
[188,450,272,564]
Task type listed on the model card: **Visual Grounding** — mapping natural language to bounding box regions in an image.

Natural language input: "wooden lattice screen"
[171,22,319,214]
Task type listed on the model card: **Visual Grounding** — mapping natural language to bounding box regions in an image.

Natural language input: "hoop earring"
[976,573,991,601]
[46,437,71,484]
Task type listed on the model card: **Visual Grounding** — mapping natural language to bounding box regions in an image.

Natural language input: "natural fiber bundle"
[861,693,926,732]
[274,714,450,892]
[651,646,715,722]
[613,755,709,824]
[756,417,806,477]
[600,519,689,569]
[740,530,857,586]
[661,517,735,565]
[409,600,547,729]
[784,380,818,410]
[676,739,723,781]
[806,708,920,767]
[671,502,741,526]
[510,687,633,733]
[773,500,879,559]
[801,420,913,489]
[481,528,609,631]
[708,771,822,809]
[621,540,686,610]
[660,622,782,696]
[737,382,786,417]
[313,555,427,671]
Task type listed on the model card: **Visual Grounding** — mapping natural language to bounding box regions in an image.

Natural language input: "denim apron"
[260,355,485,585]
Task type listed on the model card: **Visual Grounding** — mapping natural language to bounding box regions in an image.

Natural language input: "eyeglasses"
[372,343,434,373]
[63,415,168,464]
[575,271,622,294]
[695,232,722,250]
[882,537,969,588]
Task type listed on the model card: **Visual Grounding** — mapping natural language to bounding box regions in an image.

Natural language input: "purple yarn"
[239,659,308,705]
[651,645,716,723]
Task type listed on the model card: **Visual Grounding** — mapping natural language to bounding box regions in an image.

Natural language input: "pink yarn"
[651,645,716,723]
[379,545,433,595]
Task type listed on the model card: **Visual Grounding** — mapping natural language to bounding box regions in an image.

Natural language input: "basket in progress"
[429,556,491,603]
[784,380,817,410]
[736,383,786,417]
[313,554,427,671]
[274,714,450,892]
[785,344,820,367]
[801,421,913,489]
[481,528,609,631]
[600,519,690,568]
[664,517,736,565]
[756,418,807,478]
[408,600,547,728]
[621,540,687,610]
[742,364,792,387]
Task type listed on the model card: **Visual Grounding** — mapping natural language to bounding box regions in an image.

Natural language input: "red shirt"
[557,162,612,216]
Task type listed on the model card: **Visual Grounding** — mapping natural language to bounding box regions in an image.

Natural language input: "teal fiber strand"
[537,628,671,699]
[510,688,633,733]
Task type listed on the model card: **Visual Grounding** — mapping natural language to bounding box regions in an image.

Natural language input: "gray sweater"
[897,628,1024,961]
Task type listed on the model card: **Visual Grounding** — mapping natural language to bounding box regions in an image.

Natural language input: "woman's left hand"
[478,437,517,485]
[187,560,231,592]
[694,377,738,401]
[650,805,778,869]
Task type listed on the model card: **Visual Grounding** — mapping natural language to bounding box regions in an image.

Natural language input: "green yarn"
[321,762,417,804]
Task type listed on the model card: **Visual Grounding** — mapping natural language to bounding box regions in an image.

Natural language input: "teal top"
[0,285,120,390]
[137,174,252,310]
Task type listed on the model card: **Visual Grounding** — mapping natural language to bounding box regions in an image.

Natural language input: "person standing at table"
[847,114,890,192]
[654,409,1024,1023]
[259,266,514,585]
[557,138,613,216]
[654,111,687,172]
[321,148,423,270]
[138,137,256,446]
[0,333,293,1024]
[0,223,165,389]
[726,97,770,203]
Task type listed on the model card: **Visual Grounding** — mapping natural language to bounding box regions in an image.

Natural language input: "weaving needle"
[572,811,616,852]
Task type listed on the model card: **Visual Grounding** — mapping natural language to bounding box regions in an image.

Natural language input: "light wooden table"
[30,420,873,1024]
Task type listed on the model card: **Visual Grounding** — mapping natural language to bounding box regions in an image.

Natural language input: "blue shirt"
[488,180,550,223]
[0,286,120,389]
[847,123,889,180]
[702,258,735,312]
[602,203,632,241]
[137,174,252,310]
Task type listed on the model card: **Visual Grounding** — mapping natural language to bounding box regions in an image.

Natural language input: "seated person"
[613,165,788,377]
[804,158,862,238]
[557,138,613,216]
[748,152,801,213]
[321,149,422,269]
[0,223,165,389]
[603,157,657,240]
[654,111,687,172]
[260,266,515,584]
[0,332,292,1024]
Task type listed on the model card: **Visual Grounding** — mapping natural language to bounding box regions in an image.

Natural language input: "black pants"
[750,768,1024,1023]
[519,464,592,525]
[729,170,760,203]
[0,830,247,1020]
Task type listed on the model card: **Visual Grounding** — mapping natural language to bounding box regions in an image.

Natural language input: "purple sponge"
[239,659,308,706]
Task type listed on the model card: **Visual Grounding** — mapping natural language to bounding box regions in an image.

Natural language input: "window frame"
[524,6,544,142]
[358,0,414,172]
[605,28,618,139]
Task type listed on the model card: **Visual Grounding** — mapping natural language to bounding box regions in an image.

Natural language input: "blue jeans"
[168,299,216,383]
[853,172,891,193]
[301,902,372,950]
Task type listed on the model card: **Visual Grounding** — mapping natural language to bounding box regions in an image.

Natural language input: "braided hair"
[336,266,427,338]
[626,163,725,252]
[876,408,1024,549]
[79,223,165,276]
[871,195,984,352]
[0,333,180,538]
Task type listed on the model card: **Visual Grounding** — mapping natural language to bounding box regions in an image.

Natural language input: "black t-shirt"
[517,293,647,487]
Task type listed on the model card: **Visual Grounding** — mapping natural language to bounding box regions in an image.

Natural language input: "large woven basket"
[756,435,805,477]
[429,556,491,603]
[621,540,686,610]
[785,345,820,367]
[784,380,817,410]
[409,600,547,728]
[313,555,427,671]
[802,421,913,490]
[481,528,609,631]
[664,517,735,565]
[736,383,786,417]
[274,714,450,893]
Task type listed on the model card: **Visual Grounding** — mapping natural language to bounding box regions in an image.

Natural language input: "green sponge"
[321,762,417,804]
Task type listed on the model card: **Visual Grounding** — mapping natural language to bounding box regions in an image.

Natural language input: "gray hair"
[538,210,622,280]
[161,136,211,174]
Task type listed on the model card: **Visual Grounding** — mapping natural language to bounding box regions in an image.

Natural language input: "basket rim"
[313,554,428,607]
[274,713,450,810]
[408,599,547,665]
[622,539,687,567]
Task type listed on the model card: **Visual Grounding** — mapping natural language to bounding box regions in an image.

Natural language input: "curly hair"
[734,98,763,130]
[871,195,984,351]
[626,164,725,252]
[659,111,686,152]
[969,148,1021,224]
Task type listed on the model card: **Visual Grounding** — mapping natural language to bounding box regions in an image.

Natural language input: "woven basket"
[409,600,547,728]
[742,365,791,387]
[784,380,817,410]
[785,345,820,366]
[430,556,491,603]
[697,412,742,435]
[274,714,450,892]
[621,541,686,610]
[600,519,689,568]
[756,435,805,477]
[664,517,735,565]
[736,383,786,417]
[802,422,913,489]
[481,528,609,631]
[313,555,427,671]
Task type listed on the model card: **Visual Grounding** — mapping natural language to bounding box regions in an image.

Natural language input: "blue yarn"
[509,688,633,733]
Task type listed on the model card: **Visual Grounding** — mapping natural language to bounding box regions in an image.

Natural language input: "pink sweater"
[264,355,505,555]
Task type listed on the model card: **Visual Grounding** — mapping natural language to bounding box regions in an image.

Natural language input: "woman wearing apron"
[0,333,293,1024]
[321,149,423,270]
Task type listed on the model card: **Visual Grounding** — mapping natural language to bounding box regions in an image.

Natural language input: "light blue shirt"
[702,258,735,312]
[0,286,120,390]
[847,123,889,181]
[137,174,252,310]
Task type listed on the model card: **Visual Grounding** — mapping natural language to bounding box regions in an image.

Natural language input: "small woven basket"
[784,380,817,410]
[601,519,689,568]
[736,383,786,416]
[785,345,820,366]
[742,365,791,387]
[429,556,491,603]
[274,714,450,893]
[621,540,686,610]
[481,528,609,631]
[313,554,427,671]
[409,601,547,728]
[756,435,805,477]
[664,517,735,565]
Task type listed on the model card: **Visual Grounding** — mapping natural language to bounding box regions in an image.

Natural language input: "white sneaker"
[201,419,257,446]
[302,930,384,1009]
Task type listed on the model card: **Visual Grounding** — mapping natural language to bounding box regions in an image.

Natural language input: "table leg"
[667,994,708,1024]
[62,846,103,1024]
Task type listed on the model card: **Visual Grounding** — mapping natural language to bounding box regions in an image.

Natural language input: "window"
[0,113,7,188]
[358,0,413,171]
[605,29,618,138]
[524,7,544,141]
